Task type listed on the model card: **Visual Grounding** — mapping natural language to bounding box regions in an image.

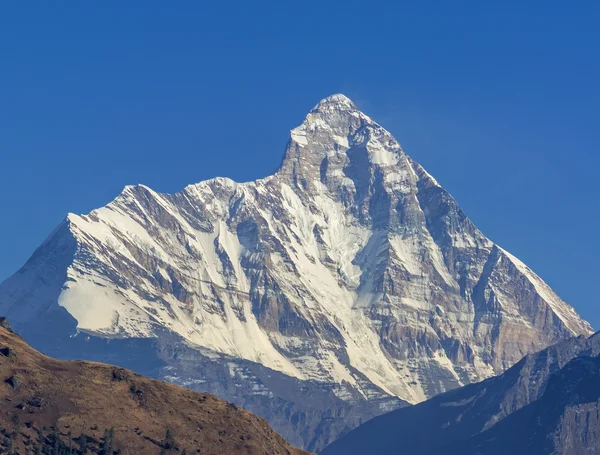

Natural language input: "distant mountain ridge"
[322,330,600,455]
[0,94,592,451]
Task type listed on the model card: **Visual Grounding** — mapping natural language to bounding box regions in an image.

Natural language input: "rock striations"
[0,94,592,451]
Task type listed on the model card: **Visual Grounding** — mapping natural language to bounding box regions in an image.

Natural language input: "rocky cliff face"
[470,353,600,455]
[0,94,592,451]
[322,330,600,455]
[322,334,600,455]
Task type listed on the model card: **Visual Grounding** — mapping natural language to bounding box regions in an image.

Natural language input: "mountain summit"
[0,94,592,451]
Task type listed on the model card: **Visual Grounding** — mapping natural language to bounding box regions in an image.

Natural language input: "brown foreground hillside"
[0,319,311,455]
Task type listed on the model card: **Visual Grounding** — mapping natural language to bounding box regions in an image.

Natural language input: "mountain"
[0,94,592,451]
[0,318,310,455]
[449,354,600,455]
[321,330,600,455]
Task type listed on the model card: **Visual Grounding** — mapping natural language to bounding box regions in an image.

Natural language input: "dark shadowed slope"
[442,354,600,454]
[322,331,600,455]
[0,318,310,455]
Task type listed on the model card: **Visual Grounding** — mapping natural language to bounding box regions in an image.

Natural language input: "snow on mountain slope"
[0,94,592,450]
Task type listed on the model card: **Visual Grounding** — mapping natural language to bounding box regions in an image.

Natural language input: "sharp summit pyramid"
[0,94,591,451]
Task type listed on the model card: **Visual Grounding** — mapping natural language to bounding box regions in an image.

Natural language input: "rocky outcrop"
[0,94,592,451]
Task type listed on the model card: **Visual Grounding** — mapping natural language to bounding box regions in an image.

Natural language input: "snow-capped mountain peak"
[312,93,357,110]
[0,94,592,451]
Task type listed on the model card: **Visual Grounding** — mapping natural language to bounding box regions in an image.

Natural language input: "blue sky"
[1,2,599,325]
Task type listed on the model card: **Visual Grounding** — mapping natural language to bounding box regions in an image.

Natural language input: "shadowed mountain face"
[447,354,600,455]
[0,318,310,455]
[0,94,592,451]
[322,331,600,455]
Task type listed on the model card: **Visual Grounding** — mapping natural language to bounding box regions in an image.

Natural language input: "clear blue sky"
[1,2,599,325]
